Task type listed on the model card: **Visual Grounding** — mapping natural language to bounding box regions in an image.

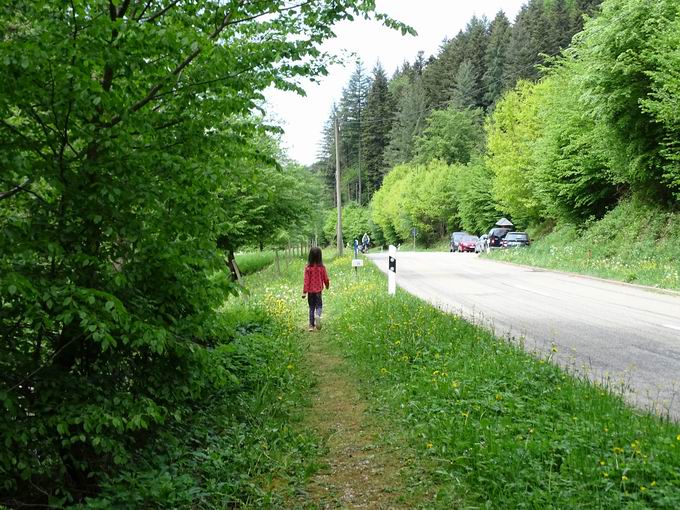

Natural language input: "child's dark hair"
[308,246,323,266]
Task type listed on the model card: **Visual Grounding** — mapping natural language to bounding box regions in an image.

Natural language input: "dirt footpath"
[294,333,410,509]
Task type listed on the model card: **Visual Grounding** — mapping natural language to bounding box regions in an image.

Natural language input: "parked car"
[450,231,469,252]
[475,234,489,253]
[501,231,531,248]
[488,227,511,248]
[458,235,479,252]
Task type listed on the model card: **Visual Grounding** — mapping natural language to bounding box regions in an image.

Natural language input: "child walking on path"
[302,247,330,331]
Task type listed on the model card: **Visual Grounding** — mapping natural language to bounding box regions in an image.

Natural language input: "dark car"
[501,231,531,248]
[488,227,511,248]
[475,234,489,253]
[458,235,479,252]
[450,231,469,252]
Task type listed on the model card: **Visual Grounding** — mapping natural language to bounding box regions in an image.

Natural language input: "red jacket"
[303,264,330,294]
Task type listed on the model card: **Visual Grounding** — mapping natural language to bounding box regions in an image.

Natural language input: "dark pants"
[307,292,323,326]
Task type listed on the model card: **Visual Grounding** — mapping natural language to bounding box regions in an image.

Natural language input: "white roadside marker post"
[388,244,397,296]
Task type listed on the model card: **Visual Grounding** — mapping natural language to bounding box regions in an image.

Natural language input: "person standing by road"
[361,232,370,252]
[302,247,330,331]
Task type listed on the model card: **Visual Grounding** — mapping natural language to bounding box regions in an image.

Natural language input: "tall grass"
[235,250,276,275]
[324,256,680,508]
[490,198,680,291]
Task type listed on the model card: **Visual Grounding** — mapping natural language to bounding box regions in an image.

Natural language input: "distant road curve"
[368,251,680,419]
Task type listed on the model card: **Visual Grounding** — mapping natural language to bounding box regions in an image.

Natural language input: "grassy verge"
[93,248,679,508]
[325,256,680,508]
[80,297,320,508]
[488,198,680,291]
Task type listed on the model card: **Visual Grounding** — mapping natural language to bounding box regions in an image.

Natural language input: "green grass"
[489,198,680,291]
[101,247,679,508]
[235,250,276,275]
[322,257,680,508]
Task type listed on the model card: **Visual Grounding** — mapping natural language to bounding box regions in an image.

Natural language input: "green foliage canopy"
[573,0,680,197]
[485,80,543,225]
[0,0,407,503]
[414,107,485,166]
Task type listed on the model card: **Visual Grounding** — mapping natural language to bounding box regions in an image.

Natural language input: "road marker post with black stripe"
[388,245,396,296]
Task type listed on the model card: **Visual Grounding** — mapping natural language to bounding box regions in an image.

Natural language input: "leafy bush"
[455,158,503,235]
[531,65,619,223]
[574,0,680,197]
[371,161,462,246]
[75,303,318,508]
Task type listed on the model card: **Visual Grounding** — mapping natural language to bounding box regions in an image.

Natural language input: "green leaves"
[0,0,396,502]
[414,107,485,167]
[573,0,680,197]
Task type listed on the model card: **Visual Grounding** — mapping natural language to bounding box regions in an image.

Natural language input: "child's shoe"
[315,316,322,330]
[308,325,315,332]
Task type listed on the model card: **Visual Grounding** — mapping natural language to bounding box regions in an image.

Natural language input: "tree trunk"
[226,250,242,284]
[275,249,281,276]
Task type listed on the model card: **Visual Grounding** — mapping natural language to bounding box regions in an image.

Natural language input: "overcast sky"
[264,0,527,166]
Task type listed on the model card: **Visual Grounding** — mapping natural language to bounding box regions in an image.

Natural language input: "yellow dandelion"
[613,447,624,455]
[651,481,656,487]
[286,364,294,370]
[495,394,503,401]
[640,486,646,492]
[603,472,609,478]
[604,427,609,433]
[599,460,606,466]
[426,442,433,449]
[622,475,629,481]
[676,434,680,441]
[380,367,388,374]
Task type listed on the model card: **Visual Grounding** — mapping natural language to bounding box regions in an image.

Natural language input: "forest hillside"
[314,0,680,274]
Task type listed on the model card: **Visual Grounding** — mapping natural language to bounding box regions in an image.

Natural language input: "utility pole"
[335,115,343,255]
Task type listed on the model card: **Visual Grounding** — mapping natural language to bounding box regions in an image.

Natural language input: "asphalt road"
[368,251,680,419]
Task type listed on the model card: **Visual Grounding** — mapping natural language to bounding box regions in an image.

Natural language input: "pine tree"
[385,75,426,167]
[482,11,512,107]
[451,60,478,109]
[460,16,490,107]
[362,63,396,195]
[503,2,544,88]
[548,0,572,53]
[570,0,603,34]
[338,60,371,171]
[421,32,467,109]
